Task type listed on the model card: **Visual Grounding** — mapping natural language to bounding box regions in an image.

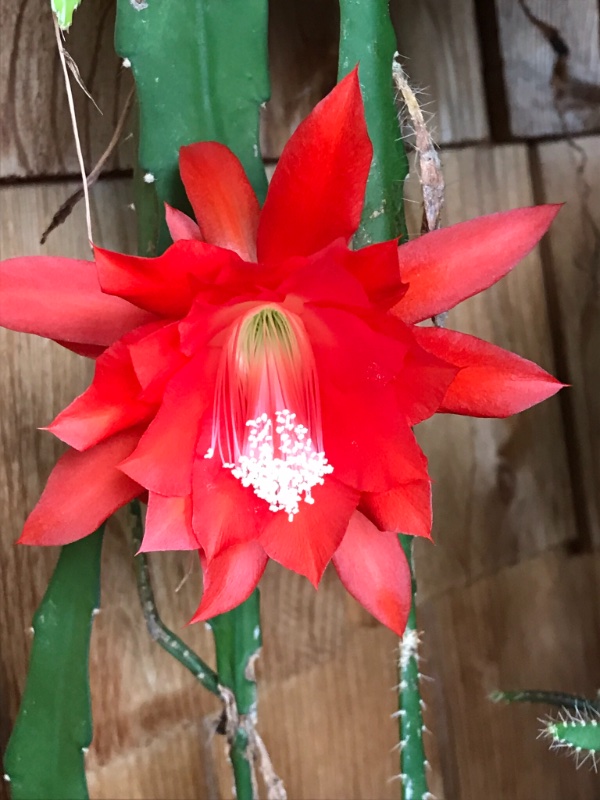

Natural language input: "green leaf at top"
[51,0,84,30]
[115,0,270,254]
[4,529,104,800]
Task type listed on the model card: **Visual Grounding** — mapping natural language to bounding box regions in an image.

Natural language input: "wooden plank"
[263,0,490,158]
[495,0,600,138]
[419,550,600,800]
[406,145,578,601]
[534,136,600,545]
[85,531,221,798]
[0,0,133,178]
[0,177,130,738]
[261,0,339,160]
[212,624,401,800]
[390,0,490,145]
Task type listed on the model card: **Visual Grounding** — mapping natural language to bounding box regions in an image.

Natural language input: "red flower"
[0,69,562,635]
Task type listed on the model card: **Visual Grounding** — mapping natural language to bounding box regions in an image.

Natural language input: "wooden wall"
[1,2,599,799]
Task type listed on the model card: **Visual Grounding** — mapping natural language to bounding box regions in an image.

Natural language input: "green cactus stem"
[492,689,600,770]
[129,502,220,697]
[396,537,429,800]
[338,0,409,247]
[4,529,104,800]
[491,689,600,714]
[542,707,600,770]
[115,0,269,254]
[208,594,263,800]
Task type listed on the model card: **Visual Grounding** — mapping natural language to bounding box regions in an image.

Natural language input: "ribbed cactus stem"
[338,0,409,246]
[208,593,263,800]
[129,502,220,698]
[491,689,600,714]
[397,536,430,800]
[542,707,600,770]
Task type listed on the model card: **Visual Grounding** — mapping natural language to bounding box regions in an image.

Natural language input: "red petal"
[141,494,198,551]
[259,478,360,587]
[179,142,260,261]
[192,458,268,562]
[0,256,153,346]
[413,327,564,417]
[165,203,202,242]
[19,427,144,546]
[257,68,372,262]
[56,342,106,358]
[363,312,458,425]
[189,542,267,622]
[126,321,188,402]
[393,205,561,324]
[278,240,371,310]
[48,324,164,450]
[332,512,411,636]
[360,480,432,538]
[95,240,244,317]
[341,240,407,308]
[302,307,429,492]
[119,351,217,495]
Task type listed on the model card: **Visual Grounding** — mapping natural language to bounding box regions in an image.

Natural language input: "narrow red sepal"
[333,512,412,636]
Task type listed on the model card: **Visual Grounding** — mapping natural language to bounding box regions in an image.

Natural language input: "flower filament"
[206,306,332,520]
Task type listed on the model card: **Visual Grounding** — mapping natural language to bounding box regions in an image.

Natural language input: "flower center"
[205,306,332,520]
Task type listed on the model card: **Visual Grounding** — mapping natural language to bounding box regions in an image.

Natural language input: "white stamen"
[205,306,332,517]
[225,409,333,520]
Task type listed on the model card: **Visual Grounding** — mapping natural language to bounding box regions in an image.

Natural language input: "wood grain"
[419,550,600,800]
[264,0,491,157]
[0,178,135,743]
[533,136,600,545]
[406,144,578,601]
[261,0,340,160]
[391,0,489,145]
[494,0,600,138]
[0,0,133,178]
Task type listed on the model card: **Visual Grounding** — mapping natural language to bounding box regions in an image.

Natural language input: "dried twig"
[393,58,444,235]
[53,17,92,247]
[251,728,287,800]
[393,58,447,326]
[63,50,102,114]
[217,685,286,799]
[41,86,134,244]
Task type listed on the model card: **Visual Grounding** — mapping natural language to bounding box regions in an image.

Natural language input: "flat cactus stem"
[338,0,409,247]
[115,0,269,253]
[541,707,600,770]
[4,529,104,800]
